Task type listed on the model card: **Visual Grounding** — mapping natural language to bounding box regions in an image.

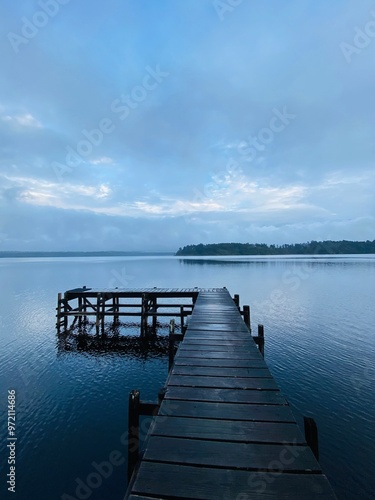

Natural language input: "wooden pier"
[125,288,336,499]
[56,287,209,335]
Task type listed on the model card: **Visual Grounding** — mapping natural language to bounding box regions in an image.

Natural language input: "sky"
[0,0,374,251]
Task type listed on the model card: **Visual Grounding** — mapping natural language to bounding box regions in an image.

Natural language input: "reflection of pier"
[56,287,252,337]
[57,331,171,360]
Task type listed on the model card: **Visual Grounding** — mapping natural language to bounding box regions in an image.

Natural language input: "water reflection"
[178,255,375,268]
[56,323,171,359]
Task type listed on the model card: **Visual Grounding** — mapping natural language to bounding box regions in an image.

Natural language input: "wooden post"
[82,297,87,324]
[56,292,62,331]
[152,297,157,333]
[101,294,106,333]
[168,319,175,371]
[258,324,265,357]
[96,294,101,334]
[128,389,140,482]
[180,305,184,333]
[304,416,319,461]
[112,296,116,324]
[233,294,240,309]
[243,305,251,331]
[141,294,148,337]
[63,293,68,330]
[158,387,166,405]
[78,297,82,328]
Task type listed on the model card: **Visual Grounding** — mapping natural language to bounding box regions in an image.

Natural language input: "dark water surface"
[0,255,374,499]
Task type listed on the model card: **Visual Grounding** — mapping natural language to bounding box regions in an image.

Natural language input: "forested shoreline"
[176,240,375,256]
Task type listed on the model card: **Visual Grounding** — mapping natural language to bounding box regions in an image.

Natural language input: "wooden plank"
[189,318,245,324]
[127,496,164,500]
[165,386,286,404]
[187,323,249,332]
[172,365,273,378]
[190,314,245,319]
[174,357,267,368]
[168,374,278,390]
[159,400,296,422]
[185,332,250,340]
[175,350,262,359]
[127,496,166,500]
[143,436,321,472]
[178,343,259,352]
[131,462,337,500]
[183,339,252,345]
[151,416,306,444]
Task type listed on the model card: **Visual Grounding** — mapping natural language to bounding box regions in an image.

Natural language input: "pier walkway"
[125,288,336,499]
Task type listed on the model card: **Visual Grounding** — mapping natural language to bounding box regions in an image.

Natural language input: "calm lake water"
[0,255,374,500]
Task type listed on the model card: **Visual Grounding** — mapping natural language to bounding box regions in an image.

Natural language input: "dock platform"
[125,288,336,499]
[56,287,224,335]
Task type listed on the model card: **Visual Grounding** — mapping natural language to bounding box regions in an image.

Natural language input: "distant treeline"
[176,240,375,256]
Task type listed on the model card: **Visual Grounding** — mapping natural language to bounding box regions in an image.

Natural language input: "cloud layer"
[0,0,374,251]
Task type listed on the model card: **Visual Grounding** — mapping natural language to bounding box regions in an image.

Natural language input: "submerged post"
[128,389,140,482]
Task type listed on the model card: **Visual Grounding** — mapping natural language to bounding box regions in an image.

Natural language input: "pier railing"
[56,287,257,339]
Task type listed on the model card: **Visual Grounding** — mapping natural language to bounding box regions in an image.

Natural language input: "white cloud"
[1,112,42,128]
[90,157,114,165]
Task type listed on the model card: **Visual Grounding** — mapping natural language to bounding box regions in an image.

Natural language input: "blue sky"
[0,0,374,251]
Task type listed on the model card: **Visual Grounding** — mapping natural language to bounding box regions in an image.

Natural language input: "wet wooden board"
[172,365,273,377]
[159,400,296,422]
[130,462,337,500]
[185,332,253,340]
[144,436,321,471]
[175,350,263,359]
[125,288,337,499]
[186,322,249,331]
[168,374,278,390]
[174,357,267,368]
[179,342,258,358]
[151,416,306,444]
[165,386,286,404]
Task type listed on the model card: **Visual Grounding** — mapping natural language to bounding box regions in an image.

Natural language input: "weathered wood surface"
[130,463,336,500]
[125,288,337,499]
